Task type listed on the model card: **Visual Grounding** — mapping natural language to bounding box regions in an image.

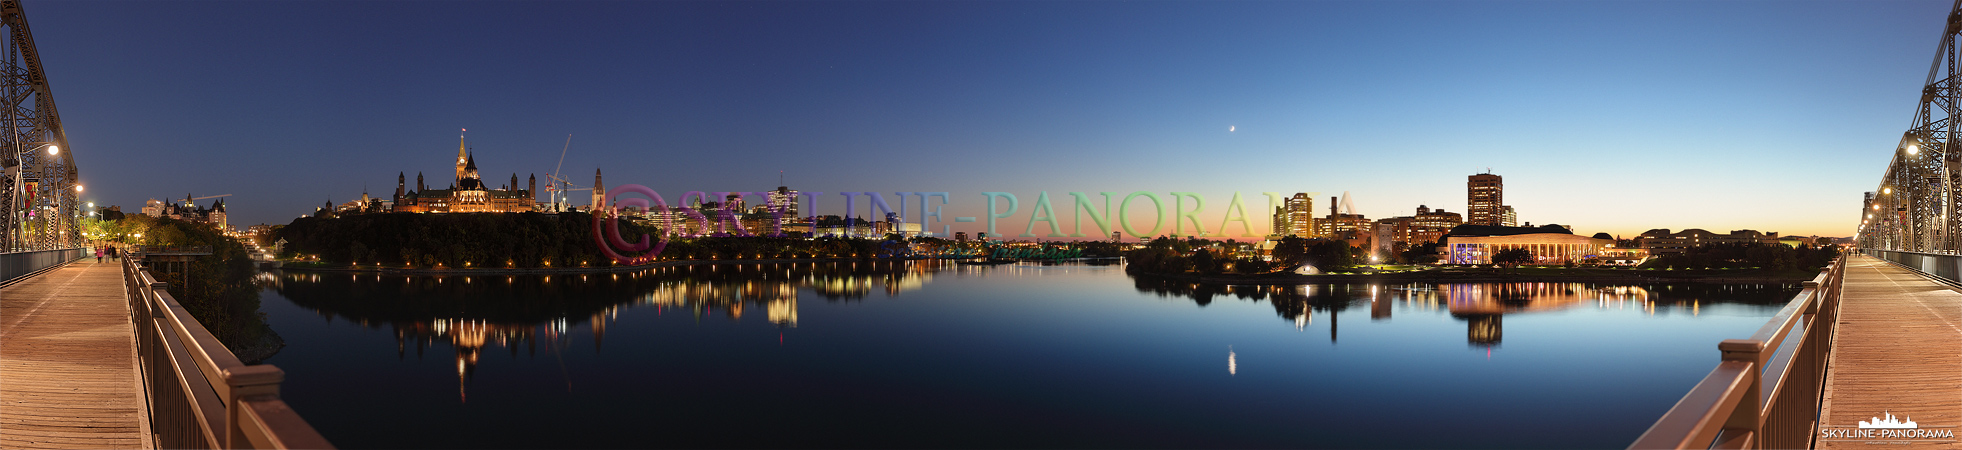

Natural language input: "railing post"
[225,365,284,449]
[1718,339,1763,449]
[1801,280,1820,314]
[148,280,168,312]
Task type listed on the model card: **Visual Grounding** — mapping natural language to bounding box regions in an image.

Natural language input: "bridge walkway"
[0,258,150,449]
[1818,255,1962,449]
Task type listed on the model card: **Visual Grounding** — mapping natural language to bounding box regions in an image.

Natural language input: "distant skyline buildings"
[1382,205,1463,247]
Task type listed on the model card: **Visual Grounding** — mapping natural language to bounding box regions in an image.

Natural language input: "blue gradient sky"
[35,0,1944,238]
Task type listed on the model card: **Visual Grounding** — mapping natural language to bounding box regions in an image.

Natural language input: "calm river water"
[258,260,1797,449]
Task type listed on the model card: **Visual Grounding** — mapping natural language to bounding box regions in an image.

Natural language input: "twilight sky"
[33,0,1946,239]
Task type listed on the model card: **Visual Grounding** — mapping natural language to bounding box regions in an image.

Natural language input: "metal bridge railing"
[1862,248,1962,284]
[122,256,333,449]
[0,247,82,285]
[1628,256,1845,450]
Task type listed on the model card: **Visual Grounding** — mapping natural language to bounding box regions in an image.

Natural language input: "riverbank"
[1136,266,1825,285]
[275,255,1124,275]
[273,257,890,274]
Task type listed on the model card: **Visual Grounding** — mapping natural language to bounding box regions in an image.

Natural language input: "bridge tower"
[0,0,79,252]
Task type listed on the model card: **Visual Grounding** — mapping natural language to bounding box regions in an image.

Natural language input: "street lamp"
[46,145,56,155]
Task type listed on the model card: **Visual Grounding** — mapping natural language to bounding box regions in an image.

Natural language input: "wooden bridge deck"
[1818,255,1962,449]
[0,258,150,449]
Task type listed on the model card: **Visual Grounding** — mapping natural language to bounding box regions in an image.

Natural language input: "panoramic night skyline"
[32,0,1947,238]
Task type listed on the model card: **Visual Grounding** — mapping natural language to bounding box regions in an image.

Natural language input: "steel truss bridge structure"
[0,0,78,252]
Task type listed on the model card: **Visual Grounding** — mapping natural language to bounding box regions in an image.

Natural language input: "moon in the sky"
[1229,125,1235,132]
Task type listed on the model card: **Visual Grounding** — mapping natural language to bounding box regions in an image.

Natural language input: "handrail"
[123,255,334,449]
[1863,248,1962,286]
[1629,256,1845,450]
[1,247,85,286]
[135,244,215,255]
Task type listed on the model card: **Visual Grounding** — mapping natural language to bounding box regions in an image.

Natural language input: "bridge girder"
[0,0,77,252]
[1864,2,1962,253]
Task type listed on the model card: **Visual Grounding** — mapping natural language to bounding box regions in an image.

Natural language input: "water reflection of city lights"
[1127,278,1791,348]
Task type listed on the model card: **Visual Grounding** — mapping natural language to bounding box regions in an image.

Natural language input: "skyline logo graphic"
[1820,410,1955,442]
[1860,412,1917,429]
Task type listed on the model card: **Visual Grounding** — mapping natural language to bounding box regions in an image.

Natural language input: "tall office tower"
[1272,206,1288,236]
[1467,173,1503,226]
[1286,193,1316,237]
[766,186,799,218]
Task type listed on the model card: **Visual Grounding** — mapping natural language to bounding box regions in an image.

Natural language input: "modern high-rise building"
[1272,206,1288,237]
[1500,206,1518,227]
[766,186,799,219]
[1286,193,1316,238]
[1467,173,1503,226]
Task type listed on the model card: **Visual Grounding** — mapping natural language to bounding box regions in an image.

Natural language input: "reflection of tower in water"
[1329,304,1338,343]
[1370,285,1391,321]
[768,296,798,327]
[392,317,556,404]
[1464,314,1502,347]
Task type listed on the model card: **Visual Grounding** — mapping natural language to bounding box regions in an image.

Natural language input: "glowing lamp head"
[75,185,82,192]
[1884,187,1892,194]
[46,145,57,155]
[1907,143,1920,155]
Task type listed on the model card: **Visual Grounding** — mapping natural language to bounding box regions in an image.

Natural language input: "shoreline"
[269,255,1120,275]
[1132,268,1821,285]
[273,257,880,275]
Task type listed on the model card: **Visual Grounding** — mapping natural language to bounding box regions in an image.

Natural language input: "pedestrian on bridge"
[108,246,117,261]
[95,247,103,263]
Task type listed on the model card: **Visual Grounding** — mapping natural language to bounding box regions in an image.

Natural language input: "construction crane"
[180,193,231,207]
[543,174,590,212]
[545,134,582,212]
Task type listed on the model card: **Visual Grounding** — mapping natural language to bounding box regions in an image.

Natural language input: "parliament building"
[392,136,537,213]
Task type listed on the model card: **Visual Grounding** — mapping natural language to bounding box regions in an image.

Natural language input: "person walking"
[95,247,103,263]
[108,246,118,261]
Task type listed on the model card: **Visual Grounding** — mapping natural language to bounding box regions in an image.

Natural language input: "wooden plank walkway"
[0,257,150,449]
[1818,255,1962,449]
